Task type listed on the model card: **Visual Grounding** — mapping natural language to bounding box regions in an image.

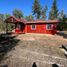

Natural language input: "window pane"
[46,24,52,30]
[31,24,36,30]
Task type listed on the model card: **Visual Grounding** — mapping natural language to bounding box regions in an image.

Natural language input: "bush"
[57,22,67,31]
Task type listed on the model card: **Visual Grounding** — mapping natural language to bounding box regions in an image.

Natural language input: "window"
[31,24,36,30]
[46,24,52,30]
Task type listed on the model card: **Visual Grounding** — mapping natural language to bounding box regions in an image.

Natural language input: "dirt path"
[0,34,67,67]
[1,45,67,67]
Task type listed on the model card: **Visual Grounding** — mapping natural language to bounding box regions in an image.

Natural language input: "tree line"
[0,0,67,21]
[0,0,67,31]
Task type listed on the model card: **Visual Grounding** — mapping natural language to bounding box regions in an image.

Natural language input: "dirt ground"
[0,33,67,67]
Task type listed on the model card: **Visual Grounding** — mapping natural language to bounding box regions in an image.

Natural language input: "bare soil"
[0,33,67,67]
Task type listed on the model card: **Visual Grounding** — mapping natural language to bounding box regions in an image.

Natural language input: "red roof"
[5,16,27,24]
[5,16,60,24]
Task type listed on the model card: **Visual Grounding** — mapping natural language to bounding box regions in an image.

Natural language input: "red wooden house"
[5,16,60,35]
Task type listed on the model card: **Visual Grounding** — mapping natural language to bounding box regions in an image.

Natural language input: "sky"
[0,0,67,17]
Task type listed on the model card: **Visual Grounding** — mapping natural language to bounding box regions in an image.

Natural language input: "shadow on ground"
[32,62,37,67]
[57,31,67,39]
[0,33,19,63]
[52,64,59,67]
[0,64,8,67]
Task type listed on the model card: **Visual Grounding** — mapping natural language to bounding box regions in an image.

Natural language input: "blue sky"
[0,0,67,17]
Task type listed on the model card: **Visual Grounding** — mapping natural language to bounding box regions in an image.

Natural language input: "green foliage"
[57,22,67,31]
[13,9,24,18]
[49,0,58,20]
[32,0,41,19]
[25,15,34,21]
[41,5,48,20]
[0,14,6,32]
[4,13,14,32]
[58,10,64,20]
[4,13,11,19]
[62,14,67,21]
[7,23,15,31]
[0,20,5,32]
[0,14,4,21]
[57,13,67,31]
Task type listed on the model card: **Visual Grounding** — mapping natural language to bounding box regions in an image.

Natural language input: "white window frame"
[31,24,36,30]
[46,24,52,30]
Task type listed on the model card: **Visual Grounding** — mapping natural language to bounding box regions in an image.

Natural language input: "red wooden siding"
[26,23,57,34]
[15,23,25,34]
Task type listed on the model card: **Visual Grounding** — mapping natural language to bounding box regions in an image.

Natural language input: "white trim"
[31,24,36,30]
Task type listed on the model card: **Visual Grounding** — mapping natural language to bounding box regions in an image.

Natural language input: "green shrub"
[57,22,67,31]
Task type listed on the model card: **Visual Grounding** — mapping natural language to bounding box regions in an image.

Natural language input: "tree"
[13,9,23,18]
[0,14,6,32]
[32,0,41,19]
[63,14,67,21]
[4,13,11,20]
[0,19,5,32]
[25,15,34,21]
[57,12,67,31]
[49,0,58,20]
[0,14,4,21]
[41,5,48,20]
[4,13,15,33]
[5,14,11,18]
[4,13,11,33]
[58,10,64,20]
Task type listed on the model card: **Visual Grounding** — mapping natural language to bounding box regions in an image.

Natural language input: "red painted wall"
[26,23,57,35]
[14,23,57,35]
[15,23,25,34]
[15,27,26,34]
